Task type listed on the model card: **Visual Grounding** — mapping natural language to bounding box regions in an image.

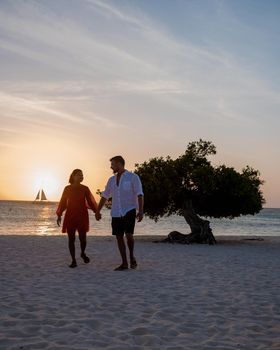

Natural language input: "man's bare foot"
[130,258,137,269]
[114,264,128,271]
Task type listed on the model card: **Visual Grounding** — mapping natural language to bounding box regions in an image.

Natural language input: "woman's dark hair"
[110,156,125,166]
[69,169,83,184]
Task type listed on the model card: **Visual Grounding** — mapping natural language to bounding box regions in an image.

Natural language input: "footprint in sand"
[130,327,149,335]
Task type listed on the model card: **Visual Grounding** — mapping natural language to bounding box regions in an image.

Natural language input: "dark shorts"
[112,209,136,236]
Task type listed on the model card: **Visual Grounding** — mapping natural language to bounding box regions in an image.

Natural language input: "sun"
[32,171,61,200]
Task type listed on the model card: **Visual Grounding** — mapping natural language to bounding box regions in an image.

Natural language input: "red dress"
[56,184,97,233]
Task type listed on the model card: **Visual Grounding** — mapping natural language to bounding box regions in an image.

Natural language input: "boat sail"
[34,189,47,202]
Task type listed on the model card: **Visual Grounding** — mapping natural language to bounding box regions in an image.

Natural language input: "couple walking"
[56,156,144,270]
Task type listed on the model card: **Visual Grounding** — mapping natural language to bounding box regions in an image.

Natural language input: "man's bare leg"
[126,233,137,269]
[115,235,128,270]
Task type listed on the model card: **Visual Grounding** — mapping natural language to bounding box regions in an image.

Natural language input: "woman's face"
[73,171,84,184]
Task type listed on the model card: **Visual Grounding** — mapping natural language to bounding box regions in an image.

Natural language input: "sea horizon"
[0,199,279,209]
[0,200,279,237]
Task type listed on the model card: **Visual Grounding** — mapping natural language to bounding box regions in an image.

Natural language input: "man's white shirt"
[102,170,143,217]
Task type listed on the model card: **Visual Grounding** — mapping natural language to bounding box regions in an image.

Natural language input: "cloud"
[0,1,279,132]
[0,91,81,122]
[0,0,279,205]
[0,1,158,81]
[0,87,129,139]
[86,0,232,67]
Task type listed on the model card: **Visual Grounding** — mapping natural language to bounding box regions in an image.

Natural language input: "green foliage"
[135,139,264,220]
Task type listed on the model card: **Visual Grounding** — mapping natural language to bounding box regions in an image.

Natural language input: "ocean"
[0,200,279,237]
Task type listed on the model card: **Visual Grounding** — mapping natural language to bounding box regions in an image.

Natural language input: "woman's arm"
[85,187,98,213]
[56,187,68,225]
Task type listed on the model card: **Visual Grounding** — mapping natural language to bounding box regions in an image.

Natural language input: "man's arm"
[131,174,144,222]
[95,197,107,220]
[136,195,144,222]
[95,178,112,220]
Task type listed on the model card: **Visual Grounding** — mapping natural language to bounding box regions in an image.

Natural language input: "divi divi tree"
[135,140,264,244]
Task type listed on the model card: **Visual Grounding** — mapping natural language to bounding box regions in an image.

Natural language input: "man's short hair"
[110,156,125,166]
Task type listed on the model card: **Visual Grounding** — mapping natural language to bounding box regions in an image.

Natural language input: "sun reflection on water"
[35,204,57,235]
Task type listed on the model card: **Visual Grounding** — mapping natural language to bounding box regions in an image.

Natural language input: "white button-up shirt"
[102,170,144,217]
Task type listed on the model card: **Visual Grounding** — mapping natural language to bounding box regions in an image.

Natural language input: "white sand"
[1,235,280,350]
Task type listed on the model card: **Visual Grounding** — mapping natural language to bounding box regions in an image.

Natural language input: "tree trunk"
[162,200,216,245]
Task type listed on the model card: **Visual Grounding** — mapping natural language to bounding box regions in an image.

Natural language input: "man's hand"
[95,212,102,221]
[57,216,61,227]
[136,212,143,222]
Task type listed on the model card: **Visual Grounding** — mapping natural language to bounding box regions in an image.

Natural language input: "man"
[95,156,144,271]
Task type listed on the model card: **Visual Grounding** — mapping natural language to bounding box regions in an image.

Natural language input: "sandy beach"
[1,235,280,350]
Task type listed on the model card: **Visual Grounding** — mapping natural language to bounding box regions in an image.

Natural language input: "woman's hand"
[57,216,62,226]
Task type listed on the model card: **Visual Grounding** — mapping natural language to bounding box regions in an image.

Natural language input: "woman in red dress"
[56,169,97,268]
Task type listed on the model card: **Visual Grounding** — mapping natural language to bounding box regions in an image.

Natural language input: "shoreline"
[0,233,280,243]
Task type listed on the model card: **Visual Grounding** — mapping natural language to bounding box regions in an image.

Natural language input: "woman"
[56,169,97,268]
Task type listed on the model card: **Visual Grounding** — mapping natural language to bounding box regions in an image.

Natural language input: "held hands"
[95,211,102,221]
[57,216,61,227]
[136,212,144,222]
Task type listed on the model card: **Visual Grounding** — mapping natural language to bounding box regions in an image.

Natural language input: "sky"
[0,0,279,207]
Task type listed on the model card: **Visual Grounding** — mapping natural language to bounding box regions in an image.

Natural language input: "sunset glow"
[0,1,279,206]
[32,172,60,200]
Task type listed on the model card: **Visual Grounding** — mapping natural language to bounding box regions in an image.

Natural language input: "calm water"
[0,200,279,237]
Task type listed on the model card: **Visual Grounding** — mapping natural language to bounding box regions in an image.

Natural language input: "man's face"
[110,160,120,174]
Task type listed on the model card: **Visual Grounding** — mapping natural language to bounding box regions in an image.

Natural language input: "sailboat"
[34,189,47,202]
